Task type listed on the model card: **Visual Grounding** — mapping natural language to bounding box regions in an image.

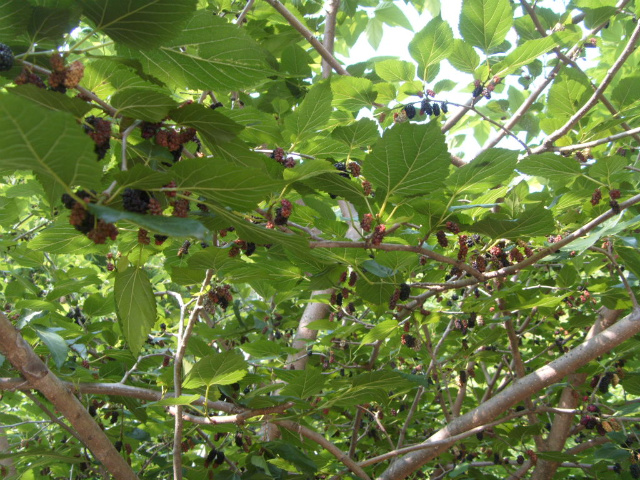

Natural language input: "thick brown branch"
[0,312,139,480]
[377,307,640,480]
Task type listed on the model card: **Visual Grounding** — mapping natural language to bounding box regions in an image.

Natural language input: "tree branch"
[274,419,372,480]
[321,0,341,78]
[262,0,350,76]
[534,20,640,153]
[309,241,485,281]
[0,312,139,480]
[377,306,640,480]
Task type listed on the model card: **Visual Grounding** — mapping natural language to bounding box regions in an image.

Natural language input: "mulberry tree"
[2,0,640,479]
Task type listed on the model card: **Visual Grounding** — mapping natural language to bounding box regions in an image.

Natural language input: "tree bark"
[378,306,640,480]
[0,312,139,480]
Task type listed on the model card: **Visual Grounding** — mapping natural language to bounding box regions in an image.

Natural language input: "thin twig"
[235,0,255,25]
[309,241,485,281]
[262,0,350,76]
[173,269,213,480]
[555,126,640,153]
[535,20,640,152]
[274,419,372,480]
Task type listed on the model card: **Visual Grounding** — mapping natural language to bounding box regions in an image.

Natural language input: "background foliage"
[1,0,640,479]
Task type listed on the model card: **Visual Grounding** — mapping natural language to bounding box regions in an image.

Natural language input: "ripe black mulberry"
[122,188,150,213]
[0,43,14,71]
[404,104,416,119]
[399,283,411,301]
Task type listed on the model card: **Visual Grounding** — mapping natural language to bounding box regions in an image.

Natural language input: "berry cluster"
[155,128,196,151]
[48,54,85,91]
[270,147,296,168]
[138,229,150,245]
[591,188,602,206]
[509,246,524,263]
[172,198,190,218]
[399,283,411,301]
[401,333,416,348]
[205,284,233,311]
[232,239,256,257]
[14,68,46,88]
[362,179,373,196]
[84,116,112,160]
[274,199,292,225]
[204,448,225,468]
[472,76,502,99]
[445,221,460,234]
[457,235,468,261]
[155,127,196,162]
[436,230,448,247]
[140,122,162,139]
[62,191,118,244]
[371,224,386,246]
[0,43,14,71]
[361,213,373,232]
[122,188,151,213]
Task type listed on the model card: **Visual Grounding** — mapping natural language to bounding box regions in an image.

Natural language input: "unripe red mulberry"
[361,213,373,232]
[371,224,386,246]
[436,230,448,247]
[446,221,460,234]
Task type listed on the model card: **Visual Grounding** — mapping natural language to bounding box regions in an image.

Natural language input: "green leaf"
[459,0,513,53]
[111,87,177,122]
[492,36,558,78]
[27,2,81,43]
[170,158,280,211]
[279,367,326,399]
[285,82,333,142]
[361,319,398,344]
[547,68,591,119]
[621,373,640,395]
[264,442,318,476]
[374,59,416,82]
[409,16,454,81]
[612,76,640,108]
[446,148,517,195]
[362,259,396,278]
[80,0,198,48]
[169,103,243,145]
[469,204,555,239]
[239,340,284,359]
[83,293,115,317]
[366,17,384,50]
[0,0,32,38]
[331,76,377,112]
[28,222,102,254]
[88,204,210,240]
[517,153,582,184]
[365,122,451,201]
[0,94,101,204]
[114,266,157,355]
[331,119,380,150]
[615,246,640,281]
[33,326,68,368]
[183,351,248,389]
[9,85,93,118]
[448,39,480,74]
[374,2,413,31]
[152,395,201,406]
[187,248,236,271]
[123,13,273,91]
[225,107,284,145]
